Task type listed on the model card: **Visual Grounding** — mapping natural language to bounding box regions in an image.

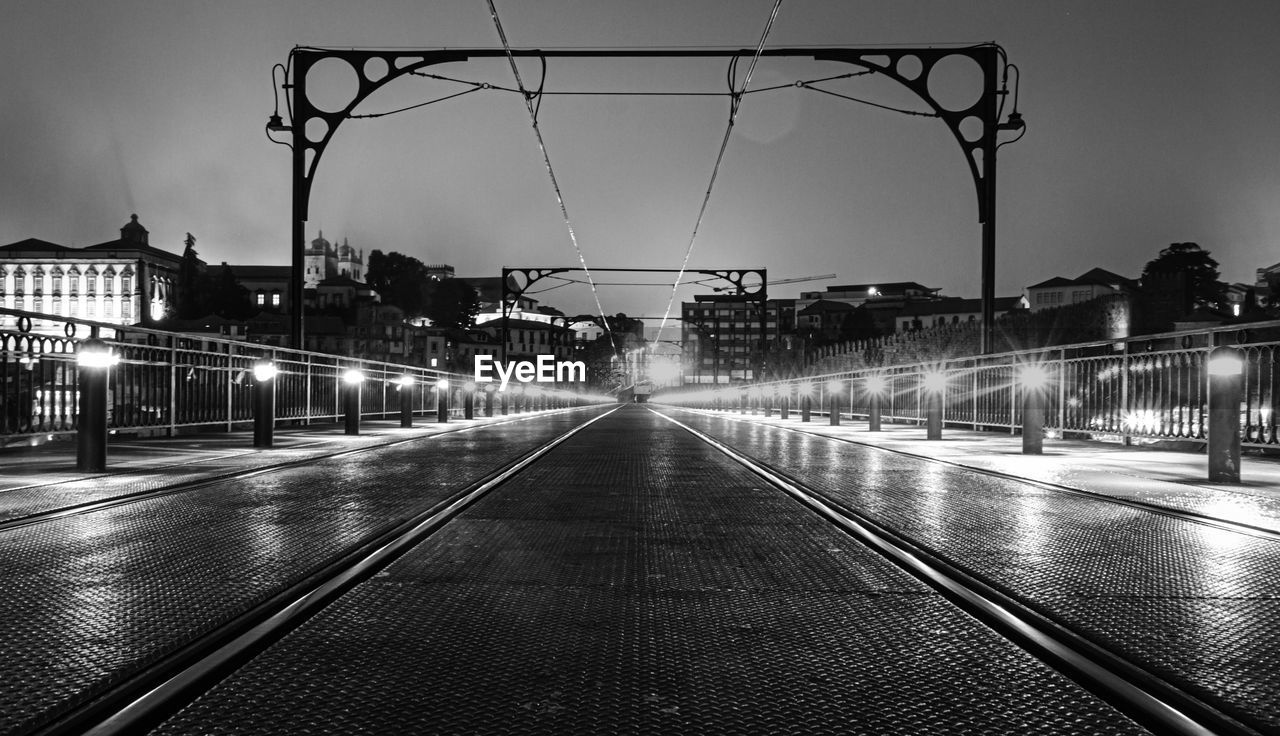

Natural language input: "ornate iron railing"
[671,321,1280,448]
[1,308,587,442]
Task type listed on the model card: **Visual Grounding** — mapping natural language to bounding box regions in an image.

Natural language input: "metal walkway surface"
[2,405,1278,734]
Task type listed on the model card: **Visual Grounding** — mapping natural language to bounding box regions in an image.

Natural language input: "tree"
[365,249,431,317]
[423,278,480,330]
[1140,242,1223,314]
[206,264,256,320]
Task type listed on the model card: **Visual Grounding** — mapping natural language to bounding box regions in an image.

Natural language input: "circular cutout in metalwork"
[64,322,77,338]
[17,315,32,333]
[363,56,389,83]
[959,115,984,143]
[306,57,360,114]
[306,117,330,145]
[896,54,923,81]
[926,53,984,113]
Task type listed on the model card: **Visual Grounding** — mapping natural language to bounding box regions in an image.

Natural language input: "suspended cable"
[349,85,485,118]
[484,0,617,354]
[800,83,937,117]
[654,0,784,348]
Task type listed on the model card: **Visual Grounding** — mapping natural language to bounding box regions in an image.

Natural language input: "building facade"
[681,295,796,384]
[0,215,184,333]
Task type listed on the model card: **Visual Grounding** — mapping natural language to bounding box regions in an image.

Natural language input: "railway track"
[11,404,1271,734]
[29,407,618,736]
[657,409,1261,736]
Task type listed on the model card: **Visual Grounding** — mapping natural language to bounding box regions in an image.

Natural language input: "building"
[303,231,364,288]
[681,295,796,384]
[220,264,291,313]
[0,214,185,332]
[894,296,1027,332]
[795,282,940,313]
[1025,268,1132,313]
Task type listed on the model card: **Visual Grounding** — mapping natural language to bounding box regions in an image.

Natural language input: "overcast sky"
[3,1,1278,323]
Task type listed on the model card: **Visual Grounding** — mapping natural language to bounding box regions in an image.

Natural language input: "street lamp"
[343,368,364,435]
[253,360,278,447]
[1019,363,1050,454]
[76,338,117,471]
[827,379,843,426]
[397,374,415,428]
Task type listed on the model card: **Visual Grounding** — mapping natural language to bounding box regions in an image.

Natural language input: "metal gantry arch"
[270,45,1021,353]
[500,266,768,380]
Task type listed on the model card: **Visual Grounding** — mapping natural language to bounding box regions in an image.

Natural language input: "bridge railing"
[668,321,1280,448]
[1,307,592,442]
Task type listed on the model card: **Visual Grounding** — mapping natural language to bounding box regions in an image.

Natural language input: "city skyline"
[3,1,1278,322]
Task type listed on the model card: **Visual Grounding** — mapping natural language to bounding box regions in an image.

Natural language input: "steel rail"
[0,408,588,534]
[680,407,1280,546]
[35,405,619,736]
[654,408,1263,736]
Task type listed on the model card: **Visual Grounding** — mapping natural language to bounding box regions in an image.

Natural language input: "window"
[122,301,132,319]
[70,276,79,296]
[271,291,281,307]
[104,300,114,318]
[70,301,78,317]
[104,276,114,295]
[33,297,42,313]
[121,275,131,293]
[52,275,62,294]
[256,291,265,306]
[87,300,96,317]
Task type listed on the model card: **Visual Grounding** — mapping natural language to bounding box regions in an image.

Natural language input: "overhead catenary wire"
[484,0,618,355]
[653,0,785,349]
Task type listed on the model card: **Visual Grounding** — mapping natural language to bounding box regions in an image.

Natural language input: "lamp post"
[253,360,278,447]
[827,380,842,426]
[463,381,476,419]
[342,368,364,435]
[436,378,449,423]
[924,371,946,440]
[1020,364,1049,455]
[866,375,885,432]
[1207,348,1244,482]
[76,338,117,472]
[397,374,415,428]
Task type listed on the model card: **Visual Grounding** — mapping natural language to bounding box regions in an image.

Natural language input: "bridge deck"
[2,405,1278,734]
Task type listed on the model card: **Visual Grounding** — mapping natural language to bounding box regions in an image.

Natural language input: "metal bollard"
[398,375,414,429]
[828,381,842,426]
[780,394,789,420]
[253,361,278,446]
[76,338,114,472]
[485,386,495,417]
[1207,347,1244,482]
[869,391,882,432]
[801,395,811,422]
[436,380,449,423]
[924,372,944,440]
[464,386,475,419]
[1020,365,1049,455]
[343,369,363,436]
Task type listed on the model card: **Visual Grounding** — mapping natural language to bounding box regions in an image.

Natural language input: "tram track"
[656,409,1263,736]
[0,410,588,533]
[32,406,618,736]
[679,408,1280,545]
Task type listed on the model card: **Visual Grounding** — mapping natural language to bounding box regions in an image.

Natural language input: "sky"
[3,1,1279,325]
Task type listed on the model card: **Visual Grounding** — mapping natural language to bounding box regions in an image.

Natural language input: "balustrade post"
[436,379,449,423]
[398,375,414,428]
[75,338,114,472]
[343,369,363,435]
[253,360,277,447]
[1207,347,1243,482]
